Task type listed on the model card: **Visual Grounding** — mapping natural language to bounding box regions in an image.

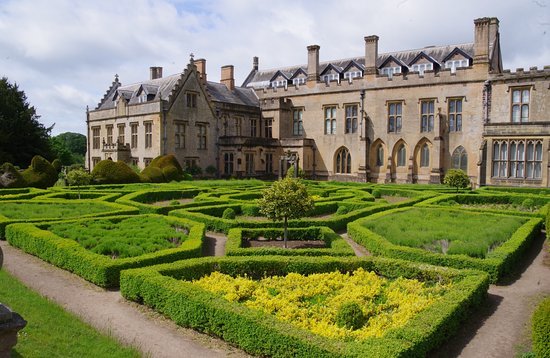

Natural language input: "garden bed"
[120,256,489,357]
[5,214,204,287]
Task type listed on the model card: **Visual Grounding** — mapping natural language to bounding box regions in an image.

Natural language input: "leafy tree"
[443,169,470,192]
[257,177,314,248]
[66,168,92,199]
[0,77,53,167]
[52,132,86,165]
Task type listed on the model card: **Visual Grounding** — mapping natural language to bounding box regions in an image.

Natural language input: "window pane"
[457,100,462,112]
[396,116,402,131]
[389,104,395,115]
[396,104,402,115]
[535,143,543,160]
[492,161,499,177]
[449,100,455,113]
[527,143,534,160]
[501,143,508,159]
[522,89,530,103]
[456,115,462,131]
[512,105,520,122]
[517,162,524,178]
[510,143,517,160]
[510,162,517,177]
[521,105,529,121]
[460,152,468,172]
[535,163,542,178]
[527,163,534,178]
[449,114,455,131]
[517,143,525,160]
[512,90,520,103]
[493,143,500,160]
[332,119,336,134]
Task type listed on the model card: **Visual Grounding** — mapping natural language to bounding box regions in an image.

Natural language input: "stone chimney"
[221,65,235,90]
[307,45,320,82]
[364,35,379,75]
[195,58,206,82]
[150,66,163,80]
[474,17,491,65]
[253,56,259,71]
[488,17,500,47]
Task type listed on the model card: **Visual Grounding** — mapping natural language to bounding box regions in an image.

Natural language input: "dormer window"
[271,79,287,88]
[344,71,362,80]
[411,63,433,75]
[445,59,469,73]
[292,77,306,86]
[139,92,147,103]
[380,66,401,78]
[323,73,340,83]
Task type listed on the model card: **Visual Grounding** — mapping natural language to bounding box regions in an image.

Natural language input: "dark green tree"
[443,169,471,192]
[0,77,53,167]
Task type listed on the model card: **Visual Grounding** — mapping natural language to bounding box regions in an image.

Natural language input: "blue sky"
[0,0,548,135]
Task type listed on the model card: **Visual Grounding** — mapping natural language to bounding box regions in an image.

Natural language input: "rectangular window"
[445,59,469,73]
[185,159,197,171]
[197,124,207,149]
[92,157,101,167]
[131,157,139,166]
[106,125,113,145]
[448,98,463,132]
[117,124,125,144]
[245,153,254,174]
[235,117,242,136]
[492,140,542,179]
[144,122,152,148]
[380,66,401,78]
[264,119,273,138]
[130,123,138,149]
[186,92,197,108]
[345,105,358,134]
[293,108,303,136]
[420,100,434,132]
[324,106,337,135]
[92,127,100,149]
[265,153,273,174]
[224,152,234,175]
[411,63,433,75]
[250,119,257,137]
[144,157,153,167]
[175,122,186,149]
[292,77,305,86]
[387,102,402,133]
[511,88,530,123]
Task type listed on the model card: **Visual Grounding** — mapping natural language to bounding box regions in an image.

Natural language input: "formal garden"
[1,164,549,357]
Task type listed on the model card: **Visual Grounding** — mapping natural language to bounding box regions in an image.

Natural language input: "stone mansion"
[86,17,550,187]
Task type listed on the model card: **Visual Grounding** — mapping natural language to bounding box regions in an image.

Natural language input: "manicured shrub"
[372,189,382,199]
[222,208,236,220]
[141,155,184,182]
[21,155,58,189]
[335,302,367,330]
[336,206,350,215]
[140,165,164,183]
[522,198,535,209]
[0,162,26,188]
[532,297,550,357]
[52,158,62,173]
[443,169,470,192]
[91,160,141,184]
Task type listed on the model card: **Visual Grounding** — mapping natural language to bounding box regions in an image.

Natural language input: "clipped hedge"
[0,200,139,238]
[0,187,47,200]
[532,296,550,357]
[6,214,204,287]
[91,160,141,184]
[141,154,184,183]
[32,191,122,202]
[21,155,58,189]
[120,255,489,358]
[225,226,355,257]
[0,162,26,188]
[116,188,205,214]
[348,207,543,282]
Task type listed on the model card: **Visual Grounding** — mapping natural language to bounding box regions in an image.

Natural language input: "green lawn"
[0,201,116,219]
[0,269,139,357]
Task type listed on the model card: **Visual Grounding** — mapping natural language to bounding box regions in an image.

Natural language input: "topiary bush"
[222,207,236,220]
[141,154,184,182]
[140,165,164,183]
[532,297,550,357]
[336,206,350,215]
[21,155,58,189]
[335,301,367,330]
[372,189,382,199]
[0,162,26,188]
[52,159,62,173]
[91,160,141,184]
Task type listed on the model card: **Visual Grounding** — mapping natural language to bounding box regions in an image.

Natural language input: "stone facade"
[87,17,550,187]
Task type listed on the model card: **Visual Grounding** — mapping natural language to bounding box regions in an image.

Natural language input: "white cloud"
[0,0,547,135]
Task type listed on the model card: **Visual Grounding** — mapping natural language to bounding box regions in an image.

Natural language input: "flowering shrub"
[193,268,450,341]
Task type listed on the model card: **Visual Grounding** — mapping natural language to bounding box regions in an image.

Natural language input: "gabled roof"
[289,68,308,80]
[320,63,343,76]
[342,60,365,73]
[137,84,160,96]
[269,70,290,82]
[408,51,439,66]
[378,55,408,69]
[442,47,473,63]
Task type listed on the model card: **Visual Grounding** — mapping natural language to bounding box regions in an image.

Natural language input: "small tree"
[443,169,470,193]
[66,168,92,199]
[257,177,314,248]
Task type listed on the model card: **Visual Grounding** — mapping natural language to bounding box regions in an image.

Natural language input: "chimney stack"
[150,66,163,80]
[221,65,235,91]
[474,17,491,65]
[195,58,207,82]
[307,45,320,82]
[364,35,379,75]
[253,56,259,71]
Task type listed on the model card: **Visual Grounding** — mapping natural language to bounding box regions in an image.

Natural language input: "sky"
[0,0,548,136]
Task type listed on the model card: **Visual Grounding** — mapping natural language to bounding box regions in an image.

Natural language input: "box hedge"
[116,188,205,214]
[5,214,204,287]
[0,187,47,200]
[348,207,543,282]
[120,255,489,358]
[91,160,141,184]
[225,226,355,257]
[21,155,58,189]
[532,296,550,357]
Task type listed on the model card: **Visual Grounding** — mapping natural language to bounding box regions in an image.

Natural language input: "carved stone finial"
[189,53,195,62]
[114,74,119,82]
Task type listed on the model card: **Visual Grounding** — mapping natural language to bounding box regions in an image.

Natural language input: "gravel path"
[339,232,370,257]
[0,241,248,358]
[202,231,228,256]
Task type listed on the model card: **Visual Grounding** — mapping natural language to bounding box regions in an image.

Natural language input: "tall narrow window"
[264,119,273,138]
[534,142,543,179]
[420,144,430,167]
[245,153,254,174]
[224,153,234,175]
[397,144,406,167]
[376,145,384,167]
[250,119,257,137]
[511,88,530,123]
[92,127,100,149]
[451,146,468,173]
[144,122,152,148]
[175,122,186,149]
[130,123,138,149]
[106,125,113,145]
[186,92,197,108]
[117,124,125,144]
[499,143,508,177]
[197,124,207,149]
[388,102,402,133]
[235,117,242,136]
[420,100,434,132]
[293,109,303,136]
[324,106,336,135]
[335,147,351,174]
[492,142,500,177]
[448,98,463,132]
[265,153,273,174]
[345,105,358,134]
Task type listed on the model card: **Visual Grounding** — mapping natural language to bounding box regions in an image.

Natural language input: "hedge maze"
[1,180,547,356]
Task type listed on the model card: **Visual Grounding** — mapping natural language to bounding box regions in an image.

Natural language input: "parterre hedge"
[0,187,47,200]
[116,188,205,214]
[532,296,550,357]
[120,255,489,358]
[225,226,355,257]
[348,207,543,282]
[5,214,204,287]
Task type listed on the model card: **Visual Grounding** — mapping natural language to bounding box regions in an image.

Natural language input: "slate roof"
[243,43,475,87]
[96,72,258,110]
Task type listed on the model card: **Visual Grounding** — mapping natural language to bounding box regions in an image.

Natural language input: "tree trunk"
[284,216,288,249]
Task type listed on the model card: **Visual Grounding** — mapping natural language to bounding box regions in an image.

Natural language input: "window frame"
[420,100,435,133]
[397,144,406,167]
[510,87,530,123]
[292,108,304,136]
[197,124,207,149]
[324,105,337,135]
[130,123,138,149]
[144,121,153,148]
[335,147,351,174]
[117,124,125,144]
[186,92,197,108]
[387,101,403,133]
[448,98,463,132]
[344,104,358,134]
[92,126,100,149]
